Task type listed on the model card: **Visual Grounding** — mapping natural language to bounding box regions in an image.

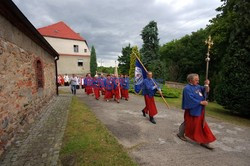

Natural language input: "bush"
[155,86,181,98]
[129,80,181,98]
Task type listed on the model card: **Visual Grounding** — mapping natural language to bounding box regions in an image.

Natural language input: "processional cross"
[205,35,213,80]
[203,36,213,128]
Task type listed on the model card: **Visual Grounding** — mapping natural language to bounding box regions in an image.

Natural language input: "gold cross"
[205,35,213,52]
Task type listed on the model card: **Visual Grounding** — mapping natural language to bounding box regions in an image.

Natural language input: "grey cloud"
[13,0,221,66]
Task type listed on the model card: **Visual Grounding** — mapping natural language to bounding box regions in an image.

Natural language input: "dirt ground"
[62,87,250,166]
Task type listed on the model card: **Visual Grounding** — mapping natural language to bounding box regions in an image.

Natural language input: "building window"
[78,59,83,66]
[74,45,79,52]
[36,60,44,88]
[84,49,87,53]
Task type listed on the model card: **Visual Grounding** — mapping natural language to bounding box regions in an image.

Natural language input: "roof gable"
[38,21,85,41]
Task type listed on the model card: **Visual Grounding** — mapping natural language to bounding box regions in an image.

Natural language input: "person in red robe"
[84,73,93,95]
[113,75,121,103]
[98,74,106,95]
[142,72,162,124]
[93,75,100,100]
[60,75,65,86]
[177,73,216,150]
[57,75,62,86]
[104,74,114,102]
[122,74,130,100]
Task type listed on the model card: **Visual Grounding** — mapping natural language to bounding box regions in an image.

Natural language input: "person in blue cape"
[122,74,130,100]
[93,75,100,100]
[98,73,106,95]
[113,74,121,103]
[84,73,93,95]
[104,74,114,102]
[177,73,216,150]
[142,71,162,124]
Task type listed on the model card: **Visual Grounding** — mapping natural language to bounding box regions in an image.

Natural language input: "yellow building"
[38,21,90,75]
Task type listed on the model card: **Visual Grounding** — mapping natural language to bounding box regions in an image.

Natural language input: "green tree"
[129,46,141,79]
[90,46,97,77]
[160,29,207,82]
[97,66,114,74]
[214,0,250,117]
[141,21,166,79]
[118,44,132,74]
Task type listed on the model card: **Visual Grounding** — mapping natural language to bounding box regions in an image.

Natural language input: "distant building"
[0,0,59,155]
[38,21,90,75]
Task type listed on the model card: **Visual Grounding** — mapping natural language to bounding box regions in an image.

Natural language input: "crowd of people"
[58,73,130,103]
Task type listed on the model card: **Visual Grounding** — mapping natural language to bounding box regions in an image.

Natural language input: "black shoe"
[150,117,156,124]
[142,110,146,117]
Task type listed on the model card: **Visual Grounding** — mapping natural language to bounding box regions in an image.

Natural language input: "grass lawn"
[155,96,250,127]
[59,96,137,166]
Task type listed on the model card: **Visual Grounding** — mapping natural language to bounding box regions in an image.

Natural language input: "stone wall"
[165,81,185,89]
[0,16,56,155]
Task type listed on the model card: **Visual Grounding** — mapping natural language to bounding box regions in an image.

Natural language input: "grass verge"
[59,96,137,166]
[155,96,250,127]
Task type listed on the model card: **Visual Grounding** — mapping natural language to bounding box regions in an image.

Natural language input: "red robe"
[143,95,157,117]
[113,79,121,100]
[122,89,129,99]
[104,78,113,100]
[184,109,216,144]
[113,88,120,100]
[104,91,113,99]
[85,77,93,95]
[94,89,100,99]
[93,79,100,99]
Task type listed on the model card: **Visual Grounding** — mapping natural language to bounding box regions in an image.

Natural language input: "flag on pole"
[134,58,147,93]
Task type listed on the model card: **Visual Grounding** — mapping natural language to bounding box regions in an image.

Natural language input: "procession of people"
[58,71,216,150]
[58,73,130,102]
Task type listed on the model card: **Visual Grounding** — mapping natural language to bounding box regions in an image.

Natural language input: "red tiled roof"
[37,21,85,41]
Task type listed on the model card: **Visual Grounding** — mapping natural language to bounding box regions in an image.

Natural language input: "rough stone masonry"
[0,6,58,155]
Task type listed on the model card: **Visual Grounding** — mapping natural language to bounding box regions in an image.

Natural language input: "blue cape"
[142,78,158,97]
[122,77,130,89]
[182,84,205,116]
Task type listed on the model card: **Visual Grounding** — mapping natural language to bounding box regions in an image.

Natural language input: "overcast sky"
[13,0,222,67]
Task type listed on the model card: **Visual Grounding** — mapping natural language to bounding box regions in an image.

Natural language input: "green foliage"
[129,46,141,79]
[154,86,181,98]
[118,44,132,74]
[90,46,97,77]
[140,21,166,79]
[160,29,208,82]
[214,0,250,117]
[97,66,114,74]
